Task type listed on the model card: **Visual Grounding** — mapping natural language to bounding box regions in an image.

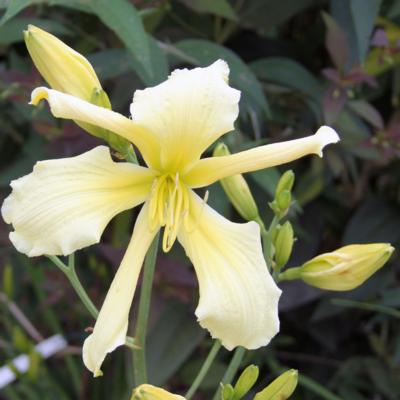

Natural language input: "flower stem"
[256,215,279,272]
[212,347,246,400]
[47,255,137,349]
[278,266,302,282]
[48,255,98,319]
[133,232,160,386]
[186,340,222,400]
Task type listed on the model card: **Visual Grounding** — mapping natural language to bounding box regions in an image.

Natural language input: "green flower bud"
[276,190,292,214]
[254,369,298,400]
[299,243,394,291]
[213,143,259,221]
[131,384,185,400]
[274,222,294,268]
[233,364,259,399]
[275,170,295,198]
[221,383,235,400]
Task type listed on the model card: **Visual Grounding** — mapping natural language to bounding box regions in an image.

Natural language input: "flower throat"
[148,174,190,252]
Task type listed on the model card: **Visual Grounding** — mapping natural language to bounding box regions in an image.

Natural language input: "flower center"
[148,173,190,252]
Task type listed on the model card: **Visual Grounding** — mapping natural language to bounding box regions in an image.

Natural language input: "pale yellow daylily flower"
[1,59,340,377]
[131,384,185,400]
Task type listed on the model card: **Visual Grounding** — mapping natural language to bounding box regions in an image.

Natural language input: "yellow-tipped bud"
[25,25,136,160]
[213,143,259,221]
[24,25,101,100]
[294,243,394,291]
[131,384,185,400]
[274,222,294,269]
[254,369,298,400]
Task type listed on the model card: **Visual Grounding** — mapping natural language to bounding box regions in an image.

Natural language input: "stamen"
[148,173,190,253]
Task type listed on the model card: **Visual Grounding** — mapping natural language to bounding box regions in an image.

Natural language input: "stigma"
[148,173,190,252]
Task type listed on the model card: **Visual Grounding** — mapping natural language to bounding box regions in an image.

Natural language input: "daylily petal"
[184,126,340,188]
[130,60,240,173]
[30,87,161,168]
[83,203,158,377]
[178,192,281,350]
[1,146,155,256]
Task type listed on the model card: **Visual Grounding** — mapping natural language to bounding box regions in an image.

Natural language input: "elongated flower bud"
[25,25,135,160]
[131,384,185,400]
[282,243,394,291]
[24,25,101,100]
[254,369,298,400]
[213,143,259,221]
[274,221,294,269]
[233,364,259,398]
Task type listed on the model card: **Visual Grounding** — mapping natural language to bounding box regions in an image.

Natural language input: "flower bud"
[24,25,101,100]
[213,143,259,221]
[254,369,298,400]
[275,170,295,198]
[131,384,185,400]
[274,222,294,268]
[25,25,135,160]
[221,383,235,400]
[276,190,292,214]
[233,364,259,398]
[299,243,394,291]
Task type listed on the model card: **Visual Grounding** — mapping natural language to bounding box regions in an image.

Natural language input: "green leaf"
[0,17,72,45]
[0,0,92,25]
[342,198,400,245]
[147,301,205,385]
[175,39,270,123]
[1,0,32,25]
[91,0,168,85]
[331,0,382,65]
[239,0,319,34]
[88,49,131,80]
[250,57,322,99]
[180,0,238,21]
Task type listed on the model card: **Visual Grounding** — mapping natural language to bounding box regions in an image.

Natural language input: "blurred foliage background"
[0,0,399,399]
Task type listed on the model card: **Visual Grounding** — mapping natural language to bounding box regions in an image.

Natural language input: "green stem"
[330,298,400,319]
[298,374,344,400]
[258,215,279,272]
[133,233,160,386]
[47,255,137,349]
[49,255,98,319]
[278,267,302,282]
[186,340,222,399]
[212,347,246,400]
